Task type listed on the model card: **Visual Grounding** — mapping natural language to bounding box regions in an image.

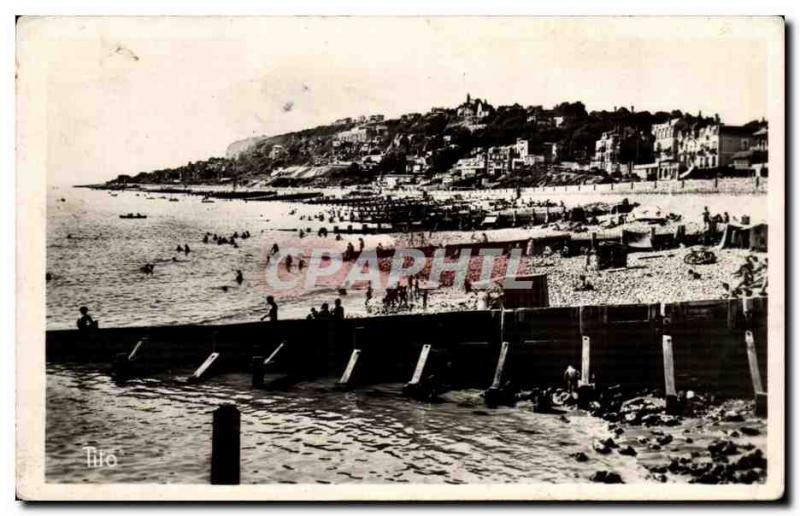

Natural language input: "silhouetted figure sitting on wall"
[76,306,98,331]
[260,295,278,322]
[318,303,331,319]
[307,307,318,320]
[333,298,345,320]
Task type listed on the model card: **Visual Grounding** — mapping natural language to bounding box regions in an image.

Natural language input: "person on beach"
[184,244,190,255]
[332,298,345,319]
[260,296,278,322]
[365,284,373,305]
[76,306,97,331]
[358,237,364,252]
[203,234,209,244]
[176,244,183,253]
[271,243,280,256]
[235,270,243,284]
[285,254,293,271]
[563,365,580,393]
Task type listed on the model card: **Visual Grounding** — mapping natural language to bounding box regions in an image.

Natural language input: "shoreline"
[82,176,768,199]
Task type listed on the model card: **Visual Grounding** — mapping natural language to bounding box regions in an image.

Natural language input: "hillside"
[106,98,718,188]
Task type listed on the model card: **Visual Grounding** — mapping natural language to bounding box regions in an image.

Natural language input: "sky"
[16,16,776,185]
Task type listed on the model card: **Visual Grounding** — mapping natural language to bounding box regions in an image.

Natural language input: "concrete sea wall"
[46,297,767,396]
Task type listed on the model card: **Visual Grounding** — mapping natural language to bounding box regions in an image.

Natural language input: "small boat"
[119,213,147,219]
[169,198,179,202]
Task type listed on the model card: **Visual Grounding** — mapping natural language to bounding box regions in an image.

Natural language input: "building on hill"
[335,127,369,144]
[732,126,768,176]
[593,127,655,176]
[405,156,429,174]
[456,94,493,123]
[645,118,688,180]
[592,130,621,173]
[634,117,766,180]
[269,144,288,160]
[453,155,486,178]
[677,122,753,170]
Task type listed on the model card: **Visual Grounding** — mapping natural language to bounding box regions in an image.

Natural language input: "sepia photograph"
[14,14,785,501]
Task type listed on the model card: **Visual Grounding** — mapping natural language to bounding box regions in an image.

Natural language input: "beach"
[47,182,767,329]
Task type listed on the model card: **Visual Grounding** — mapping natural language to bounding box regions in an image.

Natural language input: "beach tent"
[480,215,499,228]
[718,223,768,252]
[622,229,654,251]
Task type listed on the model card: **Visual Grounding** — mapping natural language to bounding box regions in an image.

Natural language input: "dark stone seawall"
[46,298,767,396]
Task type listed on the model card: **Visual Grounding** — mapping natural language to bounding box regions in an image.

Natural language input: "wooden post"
[251,356,265,388]
[210,404,240,485]
[408,344,432,387]
[580,336,591,385]
[662,335,679,414]
[127,338,147,361]
[499,309,506,346]
[112,352,130,379]
[673,224,685,245]
[338,349,361,386]
[745,330,767,417]
[489,341,510,390]
[404,344,432,398]
[264,341,285,367]
[188,352,220,383]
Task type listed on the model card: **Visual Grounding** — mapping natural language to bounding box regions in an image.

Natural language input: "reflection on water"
[46,364,650,484]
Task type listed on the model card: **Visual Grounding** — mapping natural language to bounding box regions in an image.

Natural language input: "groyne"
[47,297,767,398]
